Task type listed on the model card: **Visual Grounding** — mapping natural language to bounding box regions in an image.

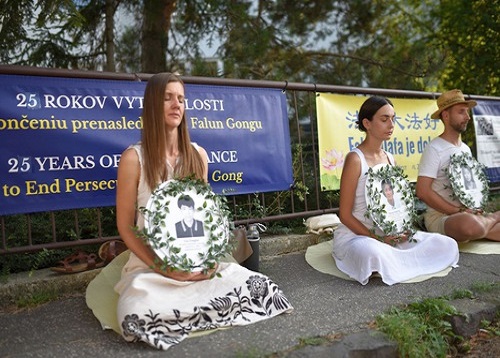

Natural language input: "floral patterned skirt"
[115,254,293,350]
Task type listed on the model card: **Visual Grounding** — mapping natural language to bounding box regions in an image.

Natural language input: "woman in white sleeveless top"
[333,96,459,285]
[88,73,292,350]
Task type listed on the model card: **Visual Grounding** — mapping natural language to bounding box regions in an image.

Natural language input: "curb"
[288,287,500,357]
[0,233,330,307]
[0,266,99,309]
[286,331,399,358]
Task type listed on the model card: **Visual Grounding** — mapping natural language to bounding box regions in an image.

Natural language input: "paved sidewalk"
[0,235,499,357]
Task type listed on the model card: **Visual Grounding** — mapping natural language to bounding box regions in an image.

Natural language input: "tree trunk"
[141,0,177,73]
[105,0,116,72]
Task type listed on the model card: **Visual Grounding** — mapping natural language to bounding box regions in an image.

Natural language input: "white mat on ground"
[86,250,130,334]
[86,251,236,336]
[458,239,500,254]
[305,240,452,283]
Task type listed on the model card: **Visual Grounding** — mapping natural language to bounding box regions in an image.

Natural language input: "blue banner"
[472,100,500,183]
[0,74,292,215]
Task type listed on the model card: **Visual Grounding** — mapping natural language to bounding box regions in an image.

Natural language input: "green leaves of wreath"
[138,177,234,274]
[365,165,417,241]
[445,152,489,210]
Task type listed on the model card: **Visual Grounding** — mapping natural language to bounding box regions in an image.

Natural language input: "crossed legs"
[444,211,500,242]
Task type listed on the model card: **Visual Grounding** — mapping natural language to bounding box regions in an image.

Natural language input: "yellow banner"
[316,93,443,190]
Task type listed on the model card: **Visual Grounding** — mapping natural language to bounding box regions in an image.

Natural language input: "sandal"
[98,240,128,265]
[51,250,105,274]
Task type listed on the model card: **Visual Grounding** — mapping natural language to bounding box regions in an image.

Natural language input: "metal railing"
[1,65,499,255]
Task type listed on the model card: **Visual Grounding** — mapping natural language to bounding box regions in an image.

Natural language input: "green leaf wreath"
[365,165,418,242]
[138,177,234,274]
[445,152,489,210]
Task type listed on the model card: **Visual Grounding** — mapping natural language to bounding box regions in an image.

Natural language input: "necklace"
[166,155,179,170]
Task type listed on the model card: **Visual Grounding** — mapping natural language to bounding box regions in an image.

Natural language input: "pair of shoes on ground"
[51,240,128,274]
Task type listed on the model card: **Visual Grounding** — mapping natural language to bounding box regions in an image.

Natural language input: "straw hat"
[431,89,477,119]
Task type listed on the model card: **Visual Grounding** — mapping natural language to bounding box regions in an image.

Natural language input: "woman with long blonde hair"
[87,73,293,351]
[115,72,213,281]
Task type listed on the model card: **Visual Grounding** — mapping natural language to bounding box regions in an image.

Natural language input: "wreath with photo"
[138,177,233,275]
[445,152,489,210]
[365,164,417,242]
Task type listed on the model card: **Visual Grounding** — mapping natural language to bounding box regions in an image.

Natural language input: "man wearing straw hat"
[416,89,500,242]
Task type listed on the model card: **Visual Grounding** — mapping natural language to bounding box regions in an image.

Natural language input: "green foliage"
[445,152,490,210]
[2,1,499,95]
[230,193,266,220]
[0,245,104,277]
[27,249,52,276]
[227,140,313,227]
[138,178,233,274]
[1,207,117,274]
[3,208,117,247]
[332,0,445,90]
[487,192,500,212]
[0,0,89,67]
[376,297,460,357]
[1,0,499,274]
[437,0,500,95]
[365,164,418,240]
[15,288,61,309]
[0,265,9,284]
[115,26,141,73]
[378,309,446,357]
[449,289,474,300]
[470,281,500,293]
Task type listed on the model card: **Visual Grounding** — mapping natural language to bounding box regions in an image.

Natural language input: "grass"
[374,283,500,357]
[480,315,500,337]
[1,191,499,353]
[15,289,61,310]
[375,298,459,357]
[471,281,499,293]
[271,285,499,358]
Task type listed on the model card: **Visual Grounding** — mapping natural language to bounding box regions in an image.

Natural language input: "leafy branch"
[138,177,233,275]
[365,165,417,241]
[445,152,489,210]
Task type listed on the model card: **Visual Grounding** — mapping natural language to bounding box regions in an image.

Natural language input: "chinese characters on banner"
[316,93,443,190]
[316,93,500,191]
